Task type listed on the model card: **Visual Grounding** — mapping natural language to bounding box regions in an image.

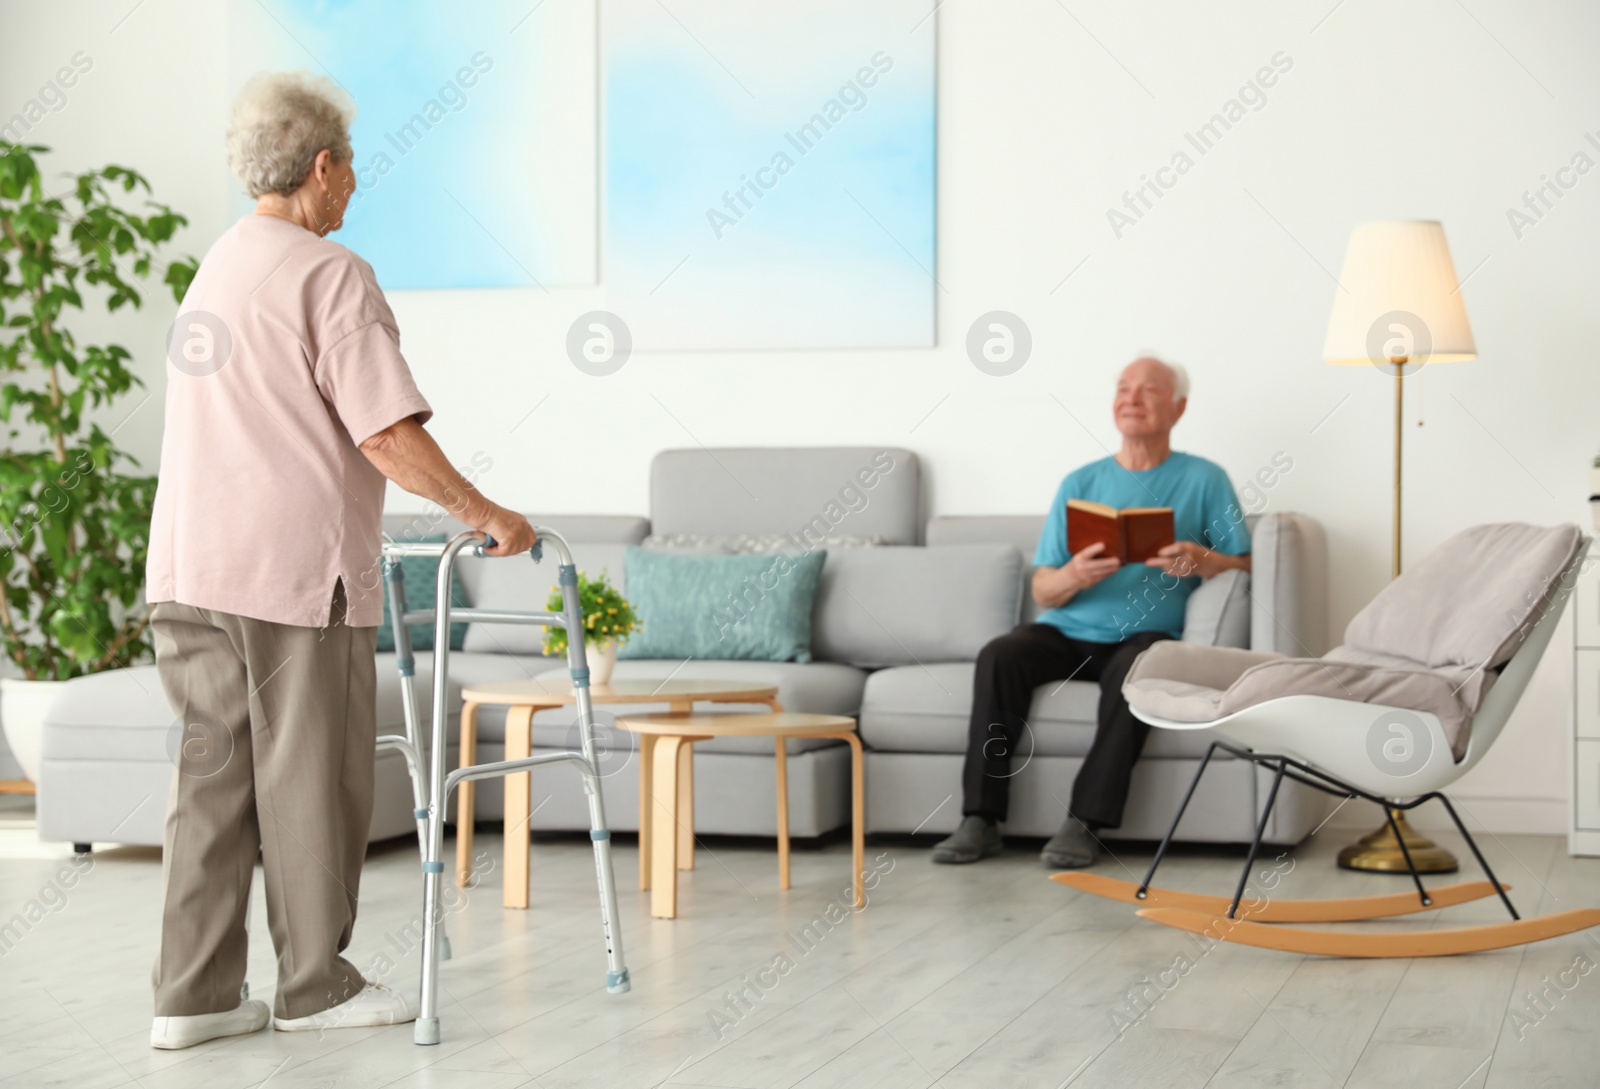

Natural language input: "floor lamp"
[1322,220,1477,873]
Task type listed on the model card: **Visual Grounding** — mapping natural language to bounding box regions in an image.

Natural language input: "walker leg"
[562,561,630,992]
[386,560,450,966]
[416,807,447,1044]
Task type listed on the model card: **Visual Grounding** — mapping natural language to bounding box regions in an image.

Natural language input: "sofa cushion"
[619,547,826,663]
[811,545,1023,669]
[925,515,1045,622]
[650,447,920,544]
[641,532,883,554]
[858,662,1220,759]
[1182,568,1251,648]
[41,665,173,763]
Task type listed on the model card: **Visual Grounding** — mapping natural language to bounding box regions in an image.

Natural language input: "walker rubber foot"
[606,968,631,994]
[414,1017,440,1045]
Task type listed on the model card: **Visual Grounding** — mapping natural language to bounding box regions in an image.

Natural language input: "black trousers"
[961,624,1172,828]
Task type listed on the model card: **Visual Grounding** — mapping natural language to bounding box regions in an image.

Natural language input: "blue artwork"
[229,0,597,290]
[604,0,937,349]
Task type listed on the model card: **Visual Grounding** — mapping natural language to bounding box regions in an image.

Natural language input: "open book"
[1065,500,1175,563]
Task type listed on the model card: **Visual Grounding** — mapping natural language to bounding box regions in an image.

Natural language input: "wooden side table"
[455,678,780,908]
[618,712,864,919]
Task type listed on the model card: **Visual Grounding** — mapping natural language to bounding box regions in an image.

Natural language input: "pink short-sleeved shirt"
[146,215,432,628]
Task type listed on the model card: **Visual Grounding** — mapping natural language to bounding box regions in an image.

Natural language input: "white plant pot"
[1,677,69,783]
[587,640,617,686]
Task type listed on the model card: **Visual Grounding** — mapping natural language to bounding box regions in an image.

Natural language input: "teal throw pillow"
[619,547,827,662]
[377,534,470,653]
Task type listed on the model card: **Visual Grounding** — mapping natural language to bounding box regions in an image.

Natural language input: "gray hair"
[1164,360,1190,402]
[1132,354,1191,403]
[226,71,355,198]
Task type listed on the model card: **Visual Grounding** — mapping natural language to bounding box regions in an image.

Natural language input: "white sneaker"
[272,983,418,1032]
[150,999,271,1050]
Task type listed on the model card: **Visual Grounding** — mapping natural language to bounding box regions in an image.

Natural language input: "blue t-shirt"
[1032,452,1250,644]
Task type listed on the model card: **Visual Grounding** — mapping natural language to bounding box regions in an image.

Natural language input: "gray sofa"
[863,510,1331,843]
[37,445,1331,850]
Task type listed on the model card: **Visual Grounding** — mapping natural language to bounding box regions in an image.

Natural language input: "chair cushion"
[811,545,1023,668]
[1121,642,1478,759]
[859,661,1222,759]
[1344,522,1583,675]
[1123,523,1586,762]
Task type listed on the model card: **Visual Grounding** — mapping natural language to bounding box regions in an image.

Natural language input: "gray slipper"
[1041,818,1099,869]
[931,815,1003,864]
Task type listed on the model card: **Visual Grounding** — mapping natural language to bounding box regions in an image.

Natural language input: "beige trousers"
[150,583,378,1019]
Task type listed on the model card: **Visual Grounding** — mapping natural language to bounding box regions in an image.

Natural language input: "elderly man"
[144,72,536,1049]
[932,357,1250,868]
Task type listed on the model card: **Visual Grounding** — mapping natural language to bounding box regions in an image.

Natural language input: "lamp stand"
[1337,360,1460,874]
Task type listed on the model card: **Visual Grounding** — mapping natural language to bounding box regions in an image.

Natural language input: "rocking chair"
[1054,522,1600,957]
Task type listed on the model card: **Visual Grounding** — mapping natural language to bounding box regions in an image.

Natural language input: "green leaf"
[0,143,182,679]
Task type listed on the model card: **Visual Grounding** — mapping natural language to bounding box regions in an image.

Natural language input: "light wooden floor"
[4,800,1600,1089]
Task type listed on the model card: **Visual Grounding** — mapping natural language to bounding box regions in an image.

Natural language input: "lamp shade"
[1322,220,1476,366]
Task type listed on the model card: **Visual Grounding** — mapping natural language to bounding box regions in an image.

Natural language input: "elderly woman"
[144,72,535,1050]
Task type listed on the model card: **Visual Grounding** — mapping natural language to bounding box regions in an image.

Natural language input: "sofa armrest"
[1248,512,1329,656]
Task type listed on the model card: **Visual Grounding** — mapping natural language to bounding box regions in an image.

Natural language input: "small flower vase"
[587,639,617,686]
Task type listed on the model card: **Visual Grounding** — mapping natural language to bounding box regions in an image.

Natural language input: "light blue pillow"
[619,547,827,662]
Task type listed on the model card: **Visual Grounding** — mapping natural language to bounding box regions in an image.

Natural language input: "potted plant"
[542,570,639,685]
[0,141,196,785]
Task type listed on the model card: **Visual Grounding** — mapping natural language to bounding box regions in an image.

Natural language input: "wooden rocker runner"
[1053,523,1600,958]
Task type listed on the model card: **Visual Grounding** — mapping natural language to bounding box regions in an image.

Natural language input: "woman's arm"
[359,417,536,556]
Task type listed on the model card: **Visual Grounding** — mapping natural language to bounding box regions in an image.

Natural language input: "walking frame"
[378,528,629,1045]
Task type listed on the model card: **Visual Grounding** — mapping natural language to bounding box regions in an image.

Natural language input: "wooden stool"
[618,712,864,919]
[454,678,780,908]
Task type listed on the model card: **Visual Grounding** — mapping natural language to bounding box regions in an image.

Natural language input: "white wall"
[4,0,1598,832]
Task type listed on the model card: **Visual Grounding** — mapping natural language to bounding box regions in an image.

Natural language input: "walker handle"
[478,532,543,562]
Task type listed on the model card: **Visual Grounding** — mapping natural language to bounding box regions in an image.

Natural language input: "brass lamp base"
[1337,809,1458,873]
